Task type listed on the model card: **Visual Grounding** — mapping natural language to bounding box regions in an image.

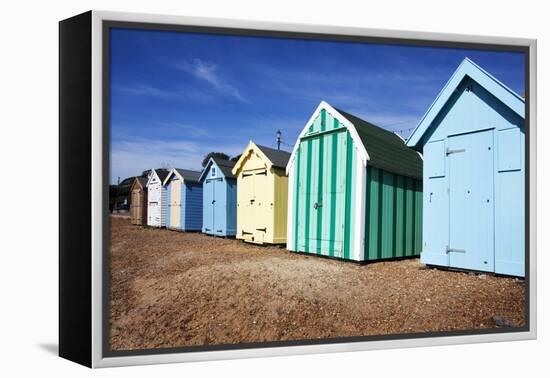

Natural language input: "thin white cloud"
[177,58,245,102]
[112,83,217,104]
[158,122,211,138]
[114,84,177,99]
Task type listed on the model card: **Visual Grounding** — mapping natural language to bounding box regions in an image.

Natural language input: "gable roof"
[146,168,170,187]
[118,176,136,188]
[163,168,202,185]
[407,58,525,148]
[336,109,423,179]
[255,144,290,169]
[199,157,237,182]
[232,141,291,175]
[287,101,422,179]
[131,176,148,190]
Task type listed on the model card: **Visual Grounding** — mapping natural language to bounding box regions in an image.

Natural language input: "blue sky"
[109,28,525,183]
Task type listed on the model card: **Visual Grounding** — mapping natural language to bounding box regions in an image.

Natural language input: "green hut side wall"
[364,165,422,260]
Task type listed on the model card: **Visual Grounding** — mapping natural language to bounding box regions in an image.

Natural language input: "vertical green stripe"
[303,139,313,252]
[402,177,407,255]
[392,173,398,258]
[364,166,371,257]
[405,177,414,256]
[343,132,353,260]
[316,135,324,255]
[377,171,383,259]
[293,145,301,251]
[368,168,380,260]
[395,175,404,257]
[411,179,416,255]
[328,132,338,257]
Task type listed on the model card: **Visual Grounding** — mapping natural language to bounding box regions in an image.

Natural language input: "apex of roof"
[146,168,170,186]
[163,168,202,185]
[406,58,525,148]
[199,157,237,181]
[232,141,291,175]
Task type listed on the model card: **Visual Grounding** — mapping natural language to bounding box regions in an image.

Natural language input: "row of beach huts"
[125,59,525,277]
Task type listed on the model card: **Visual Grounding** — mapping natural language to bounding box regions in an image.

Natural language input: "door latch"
[313,202,323,210]
[446,148,466,156]
[446,245,466,254]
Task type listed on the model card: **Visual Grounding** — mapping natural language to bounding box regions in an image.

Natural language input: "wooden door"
[130,188,141,225]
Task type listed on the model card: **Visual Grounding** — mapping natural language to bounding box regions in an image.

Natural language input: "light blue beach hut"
[199,157,238,237]
[163,168,203,231]
[407,58,525,277]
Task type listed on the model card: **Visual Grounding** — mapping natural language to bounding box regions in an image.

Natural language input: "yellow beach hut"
[232,141,291,244]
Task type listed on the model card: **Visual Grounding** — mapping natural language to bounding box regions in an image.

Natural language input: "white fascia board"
[162,168,184,186]
[353,157,366,261]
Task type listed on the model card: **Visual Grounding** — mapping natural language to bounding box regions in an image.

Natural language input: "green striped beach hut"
[286,101,423,262]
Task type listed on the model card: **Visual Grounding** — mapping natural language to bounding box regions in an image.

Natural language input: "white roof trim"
[162,168,184,186]
[393,131,406,142]
[286,101,370,175]
[231,140,274,175]
[146,169,160,187]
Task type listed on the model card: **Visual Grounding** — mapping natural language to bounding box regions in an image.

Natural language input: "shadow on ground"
[38,343,58,356]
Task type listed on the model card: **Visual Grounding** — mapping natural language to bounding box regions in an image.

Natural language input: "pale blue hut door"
[204,179,215,233]
[213,179,224,234]
[447,129,494,272]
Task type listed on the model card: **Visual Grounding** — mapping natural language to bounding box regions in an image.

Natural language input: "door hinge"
[256,227,267,232]
[446,245,466,254]
[446,148,466,156]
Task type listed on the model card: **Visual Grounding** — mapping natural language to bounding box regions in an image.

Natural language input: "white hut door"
[149,182,160,225]
[170,179,182,228]
[447,130,494,272]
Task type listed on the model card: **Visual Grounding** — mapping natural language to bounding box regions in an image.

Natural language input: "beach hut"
[199,157,238,237]
[232,142,291,244]
[163,168,203,231]
[286,101,423,262]
[146,168,169,227]
[407,58,525,277]
[129,176,148,226]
